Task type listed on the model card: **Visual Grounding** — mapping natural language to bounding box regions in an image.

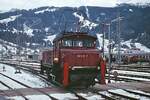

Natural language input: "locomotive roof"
[53,32,97,43]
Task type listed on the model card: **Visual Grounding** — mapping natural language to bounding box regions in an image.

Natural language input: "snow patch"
[126,0,150,5]
[78,93,103,99]
[73,12,98,30]
[122,39,150,52]
[96,34,150,54]
[134,43,150,52]
[23,24,34,37]
[0,14,22,24]
[26,95,51,100]
[50,93,78,100]
[0,83,9,90]
[35,8,57,14]
[100,12,106,16]
[12,28,18,34]
[129,8,133,12]
[6,96,24,100]
[85,6,90,19]
[0,63,49,88]
[109,89,140,99]
[96,34,109,52]
[45,27,49,32]
[44,34,57,45]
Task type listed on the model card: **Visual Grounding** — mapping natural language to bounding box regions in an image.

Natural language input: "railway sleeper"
[124,89,150,98]
[108,89,140,100]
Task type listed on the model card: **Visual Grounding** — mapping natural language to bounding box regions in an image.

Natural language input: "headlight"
[71,67,75,70]
[54,57,59,63]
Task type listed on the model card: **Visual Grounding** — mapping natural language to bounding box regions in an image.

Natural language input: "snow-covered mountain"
[96,34,150,53]
[0,4,150,52]
[123,0,150,4]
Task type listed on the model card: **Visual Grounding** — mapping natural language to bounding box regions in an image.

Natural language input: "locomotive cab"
[51,32,106,87]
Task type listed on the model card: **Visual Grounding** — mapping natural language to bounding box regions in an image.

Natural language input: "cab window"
[62,39,72,47]
[62,38,95,48]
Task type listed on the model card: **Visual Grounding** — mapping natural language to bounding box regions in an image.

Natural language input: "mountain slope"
[0,4,150,50]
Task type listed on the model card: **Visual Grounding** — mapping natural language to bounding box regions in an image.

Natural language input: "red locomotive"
[40,32,106,87]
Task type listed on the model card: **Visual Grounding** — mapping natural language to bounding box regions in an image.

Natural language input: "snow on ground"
[109,89,140,99]
[108,89,150,100]
[96,35,150,53]
[35,8,57,14]
[0,14,22,24]
[23,24,34,37]
[105,78,125,84]
[85,6,90,19]
[73,12,98,30]
[0,43,17,55]
[0,83,9,90]
[6,93,78,100]
[134,42,150,52]
[50,93,78,100]
[110,74,150,82]
[44,34,57,45]
[0,39,38,57]
[112,70,150,77]
[26,95,51,100]
[0,63,49,88]
[45,27,49,32]
[126,89,150,96]
[6,96,25,100]
[21,62,40,66]
[122,39,150,52]
[96,34,109,52]
[78,93,104,100]
[0,74,26,89]
[126,0,150,4]
[100,91,113,95]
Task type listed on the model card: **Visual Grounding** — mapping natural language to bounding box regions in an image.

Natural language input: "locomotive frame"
[40,32,106,87]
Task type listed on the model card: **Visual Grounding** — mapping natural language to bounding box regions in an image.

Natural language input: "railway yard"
[0,60,150,100]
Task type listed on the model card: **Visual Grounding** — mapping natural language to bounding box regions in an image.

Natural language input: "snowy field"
[0,63,85,100]
[1,63,150,100]
[0,63,49,90]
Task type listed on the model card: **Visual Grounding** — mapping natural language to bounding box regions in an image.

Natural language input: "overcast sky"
[0,0,149,11]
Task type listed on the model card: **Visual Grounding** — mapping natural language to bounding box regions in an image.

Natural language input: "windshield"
[62,39,94,47]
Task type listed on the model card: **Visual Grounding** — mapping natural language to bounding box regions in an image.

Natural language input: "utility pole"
[102,23,105,59]
[117,13,121,65]
[107,23,111,83]
[106,15,123,82]
[1,44,4,60]
[111,15,123,64]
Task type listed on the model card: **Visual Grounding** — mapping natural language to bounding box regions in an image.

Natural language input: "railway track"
[0,80,28,100]
[68,87,150,100]
[105,63,150,83]
[0,73,58,99]
[0,73,31,88]
[0,61,51,86]
[1,61,150,99]
[3,60,150,83]
[112,66,150,73]
[0,63,93,99]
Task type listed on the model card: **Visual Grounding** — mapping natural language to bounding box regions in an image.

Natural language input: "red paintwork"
[61,49,100,67]
[100,60,106,84]
[41,32,106,86]
[63,62,69,87]
[42,50,53,64]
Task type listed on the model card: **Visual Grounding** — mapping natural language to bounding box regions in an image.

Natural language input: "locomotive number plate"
[76,54,88,58]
